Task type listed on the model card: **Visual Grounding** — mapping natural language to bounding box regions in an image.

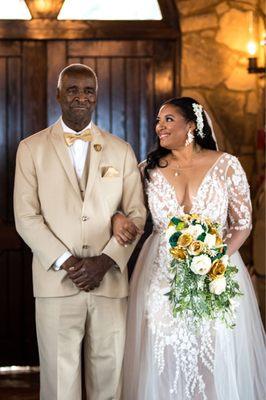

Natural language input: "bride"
[112,97,266,400]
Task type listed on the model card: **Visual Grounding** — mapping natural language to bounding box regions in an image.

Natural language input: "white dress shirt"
[61,117,91,179]
[54,118,92,270]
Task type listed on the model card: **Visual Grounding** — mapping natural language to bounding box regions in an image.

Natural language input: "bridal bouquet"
[166,214,242,327]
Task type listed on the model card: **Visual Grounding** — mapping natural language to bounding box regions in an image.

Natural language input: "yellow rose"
[215,235,223,246]
[189,240,204,256]
[209,226,217,235]
[209,259,226,280]
[178,233,193,247]
[170,246,187,260]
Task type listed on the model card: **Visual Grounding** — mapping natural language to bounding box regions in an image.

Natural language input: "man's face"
[57,70,97,130]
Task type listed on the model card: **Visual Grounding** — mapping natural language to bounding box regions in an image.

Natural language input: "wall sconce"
[247,12,266,74]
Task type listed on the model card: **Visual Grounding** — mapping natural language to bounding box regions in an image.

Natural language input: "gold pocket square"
[102,167,120,178]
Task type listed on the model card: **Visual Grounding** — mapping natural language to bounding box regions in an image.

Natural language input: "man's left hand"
[68,254,115,292]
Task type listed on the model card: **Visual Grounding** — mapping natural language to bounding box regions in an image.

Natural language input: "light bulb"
[247,40,257,56]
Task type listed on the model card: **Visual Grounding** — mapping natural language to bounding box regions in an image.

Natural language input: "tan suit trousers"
[36,292,127,400]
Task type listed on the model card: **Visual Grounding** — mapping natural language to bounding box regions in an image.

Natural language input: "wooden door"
[0,41,46,365]
[0,38,178,365]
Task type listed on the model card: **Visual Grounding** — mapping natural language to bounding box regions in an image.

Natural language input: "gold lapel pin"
[94,144,102,152]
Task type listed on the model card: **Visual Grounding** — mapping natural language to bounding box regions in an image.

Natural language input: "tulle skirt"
[122,232,266,400]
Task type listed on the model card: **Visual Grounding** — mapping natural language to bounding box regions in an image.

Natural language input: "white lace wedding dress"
[123,153,266,400]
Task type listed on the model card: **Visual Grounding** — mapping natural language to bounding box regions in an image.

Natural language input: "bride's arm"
[224,156,252,256]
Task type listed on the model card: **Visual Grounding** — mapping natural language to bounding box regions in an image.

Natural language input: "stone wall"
[175,0,265,191]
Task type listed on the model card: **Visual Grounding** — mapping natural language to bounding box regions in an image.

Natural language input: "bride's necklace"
[170,148,202,177]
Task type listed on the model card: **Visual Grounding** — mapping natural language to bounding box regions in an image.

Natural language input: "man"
[14,64,146,400]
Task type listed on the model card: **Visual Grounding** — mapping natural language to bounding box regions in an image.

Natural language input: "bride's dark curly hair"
[144,97,218,180]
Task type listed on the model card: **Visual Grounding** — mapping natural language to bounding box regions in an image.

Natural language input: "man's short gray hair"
[57,63,98,91]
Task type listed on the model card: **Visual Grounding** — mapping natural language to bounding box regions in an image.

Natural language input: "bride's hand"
[112,213,142,246]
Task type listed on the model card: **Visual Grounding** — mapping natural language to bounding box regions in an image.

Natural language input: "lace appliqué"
[226,155,252,231]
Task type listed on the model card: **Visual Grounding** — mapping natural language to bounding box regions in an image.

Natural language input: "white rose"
[186,224,204,239]
[190,254,212,275]
[166,226,177,242]
[221,255,229,267]
[204,233,216,249]
[209,276,226,295]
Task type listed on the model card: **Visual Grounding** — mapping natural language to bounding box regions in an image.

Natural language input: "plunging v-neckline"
[156,153,225,213]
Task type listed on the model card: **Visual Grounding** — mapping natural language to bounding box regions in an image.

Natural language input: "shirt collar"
[60,117,92,135]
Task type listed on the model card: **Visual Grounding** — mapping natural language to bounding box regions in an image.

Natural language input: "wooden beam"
[0,41,21,56]
[158,0,180,30]
[0,20,179,40]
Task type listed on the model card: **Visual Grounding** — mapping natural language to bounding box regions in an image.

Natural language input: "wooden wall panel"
[68,57,82,64]
[154,40,176,111]
[22,42,47,137]
[0,53,22,363]
[125,58,140,157]
[47,41,66,125]
[139,58,154,160]
[7,57,21,221]
[0,58,7,220]
[0,58,9,360]
[68,40,154,57]
[0,42,46,366]
[82,57,96,71]
[0,41,21,56]
[96,58,111,132]
[111,58,125,140]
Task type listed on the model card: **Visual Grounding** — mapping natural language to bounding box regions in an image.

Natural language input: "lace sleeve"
[225,155,252,255]
[138,160,149,210]
[226,156,252,230]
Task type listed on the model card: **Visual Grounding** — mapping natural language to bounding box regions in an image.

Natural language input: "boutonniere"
[94,144,102,152]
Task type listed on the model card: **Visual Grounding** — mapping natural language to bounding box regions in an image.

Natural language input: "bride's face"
[155,104,193,150]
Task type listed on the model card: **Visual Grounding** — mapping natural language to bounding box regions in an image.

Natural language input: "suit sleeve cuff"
[53,251,72,270]
[102,236,139,273]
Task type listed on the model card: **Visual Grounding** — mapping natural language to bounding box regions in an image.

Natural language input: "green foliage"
[166,256,242,328]
[171,217,182,225]
[169,232,181,247]
[197,232,206,241]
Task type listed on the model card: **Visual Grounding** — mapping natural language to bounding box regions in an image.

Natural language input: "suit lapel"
[50,119,82,200]
[84,122,104,201]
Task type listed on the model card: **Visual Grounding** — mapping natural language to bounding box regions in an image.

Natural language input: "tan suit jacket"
[14,119,146,298]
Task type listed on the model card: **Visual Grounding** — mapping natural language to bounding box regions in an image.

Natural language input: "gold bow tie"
[64,129,92,146]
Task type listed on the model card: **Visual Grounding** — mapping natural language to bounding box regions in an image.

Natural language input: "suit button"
[82,245,89,249]
[82,216,89,221]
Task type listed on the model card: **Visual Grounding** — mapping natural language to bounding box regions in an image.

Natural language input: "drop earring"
[185,129,194,147]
